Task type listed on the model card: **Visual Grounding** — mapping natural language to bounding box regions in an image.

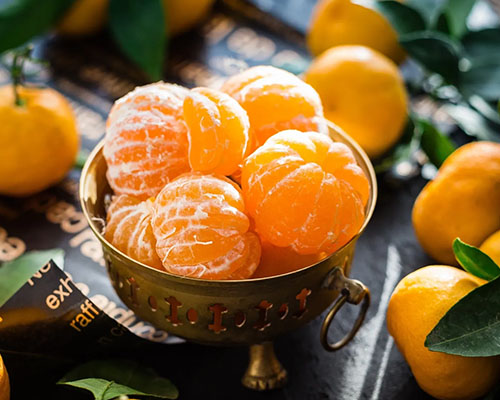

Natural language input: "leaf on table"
[399,31,462,85]
[58,359,178,400]
[439,0,476,38]
[416,118,455,168]
[109,0,167,81]
[374,1,426,35]
[0,249,64,307]
[453,238,500,281]
[0,0,76,54]
[444,103,500,142]
[425,275,500,357]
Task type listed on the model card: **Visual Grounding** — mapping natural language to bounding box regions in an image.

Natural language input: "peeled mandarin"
[104,82,190,200]
[221,65,327,150]
[105,194,163,270]
[252,241,326,278]
[183,87,250,176]
[152,172,261,280]
[242,130,369,255]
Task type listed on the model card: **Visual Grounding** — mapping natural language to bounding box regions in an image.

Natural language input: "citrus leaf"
[0,0,76,53]
[405,0,446,27]
[425,275,500,356]
[109,0,166,81]
[453,238,500,281]
[462,28,500,65]
[440,0,476,38]
[58,359,178,400]
[416,118,455,168]
[460,61,500,101]
[399,31,462,85]
[374,1,426,35]
[0,249,64,307]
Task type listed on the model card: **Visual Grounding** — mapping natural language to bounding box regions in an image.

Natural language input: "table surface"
[0,0,483,398]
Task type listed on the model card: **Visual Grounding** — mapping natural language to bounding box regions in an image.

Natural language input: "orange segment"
[183,87,250,175]
[221,65,327,150]
[104,83,190,199]
[105,194,163,270]
[152,172,261,280]
[242,130,369,255]
[253,241,326,278]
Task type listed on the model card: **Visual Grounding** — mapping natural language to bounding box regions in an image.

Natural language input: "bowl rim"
[80,121,378,284]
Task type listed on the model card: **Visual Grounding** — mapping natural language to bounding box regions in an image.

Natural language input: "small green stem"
[9,45,33,107]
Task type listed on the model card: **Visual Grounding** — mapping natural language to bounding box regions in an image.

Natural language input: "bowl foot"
[241,342,287,390]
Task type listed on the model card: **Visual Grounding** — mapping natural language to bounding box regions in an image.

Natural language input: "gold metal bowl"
[80,122,377,390]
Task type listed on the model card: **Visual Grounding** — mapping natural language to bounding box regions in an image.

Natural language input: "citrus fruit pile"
[103,66,370,280]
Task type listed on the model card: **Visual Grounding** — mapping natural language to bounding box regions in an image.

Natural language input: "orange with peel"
[242,129,369,255]
[307,0,405,64]
[387,266,500,400]
[105,194,163,270]
[0,85,79,196]
[57,0,109,36]
[0,355,8,400]
[152,172,261,280]
[104,82,190,200]
[480,229,500,267]
[413,142,500,265]
[304,45,408,159]
[221,65,327,151]
[183,87,250,176]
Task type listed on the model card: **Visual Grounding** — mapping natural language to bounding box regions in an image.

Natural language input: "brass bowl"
[80,122,377,390]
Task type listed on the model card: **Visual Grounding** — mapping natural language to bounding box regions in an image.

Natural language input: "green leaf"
[460,62,500,102]
[0,0,76,53]
[374,1,426,35]
[444,104,500,142]
[416,118,455,168]
[405,0,446,27]
[0,249,64,307]
[75,148,90,170]
[453,238,500,281]
[425,275,500,356]
[440,0,476,38]
[462,28,500,65]
[58,359,178,400]
[109,0,167,81]
[399,31,462,85]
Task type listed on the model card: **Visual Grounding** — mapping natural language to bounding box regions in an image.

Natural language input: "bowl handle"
[320,267,371,351]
